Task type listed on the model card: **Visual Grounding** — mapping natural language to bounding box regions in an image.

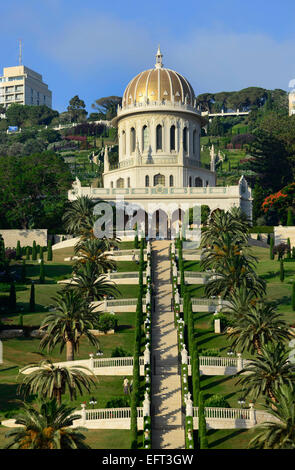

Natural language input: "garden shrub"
[204,394,230,408]
[97,313,118,333]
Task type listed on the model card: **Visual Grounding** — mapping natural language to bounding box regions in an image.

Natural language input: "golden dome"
[122,47,195,107]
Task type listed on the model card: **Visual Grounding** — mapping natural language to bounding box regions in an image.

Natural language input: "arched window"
[122,131,126,155]
[116,178,124,188]
[170,125,175,151]
[193,129,197,154]
[154,173,165,186]
[130,127,136,153]
[145,175,150,187]
[206,180,209,187]
[195,177,202,187]
[189,176,192,187]
[169,175,174,187]
[156,124,162,151]
[127,177,130,188]
[142,125,149,152]
[183,127,188,153]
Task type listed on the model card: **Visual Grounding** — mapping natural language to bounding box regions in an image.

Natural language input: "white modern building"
[0,65,52,109]
[69,48,252,237]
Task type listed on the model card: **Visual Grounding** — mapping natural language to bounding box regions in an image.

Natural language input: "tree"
[32,241,37,261]
[70,261,118,303]
[237,344,295,404]
[73,238,115,274]
[91,96,122,120]
[21,259,26,283]
[18,360,96,406]
[252,183,265,223]
[0,152,72,230]
[287,208,294,226]
[47,240,53,261]
[5,399,90,449]
[39,260,45,284]
[270,236,274,260]
[227,302,291,355]
[29,283,35,312]
[62,195,96,235]
[40,289,101,361]
[16,240,21,259]
[280,260,285,282]
[292,282,295,311]
[67,95,87,123]
[246,129,292,193]
[9,282,16,312]
[249,386,295,449]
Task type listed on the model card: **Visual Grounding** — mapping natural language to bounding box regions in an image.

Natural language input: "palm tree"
[70,260,119,303]
[249,386,295,449]
[18,360,96,406]
[201,208,250,248]
[204,256,266,299]
[222,285,258,320]
[201,232,258,272]
[227,302,291,355]
[238,344,295,405]
[62,195,96,236]
[40,289,101,361]
[5,399,89,449]
[73,238,116,274]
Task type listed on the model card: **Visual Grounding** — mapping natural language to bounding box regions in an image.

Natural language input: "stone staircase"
[151,240,185,449]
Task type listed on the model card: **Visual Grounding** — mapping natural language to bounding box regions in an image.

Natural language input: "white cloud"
[39,13,295,96]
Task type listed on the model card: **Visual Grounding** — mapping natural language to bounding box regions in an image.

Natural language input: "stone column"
[81,403,86,425]
[89,353,94,370]
[237,353,243,372]
[143,391,150,417]
[249,403,256,425]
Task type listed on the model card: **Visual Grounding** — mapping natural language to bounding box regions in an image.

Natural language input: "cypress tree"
[25,246,30,260]
[280,260,284,283]
[0,234,5,269]
[134,232,139,249]
[192,350,200,406]
[287,238,291,259]
[267,233,271,245]
[16,240,21,259]
[19,314,23,327]
[21,259,26,283]
[292,282,295,312]
[47,240,53,261]
[9,282,16,312]
[32,241,37,261]
[287,208,294,226]
[39,246,44,261]
[198,392,209,449]
[39,260,45,284]
[29,283,35,312]
[270,236,274,260]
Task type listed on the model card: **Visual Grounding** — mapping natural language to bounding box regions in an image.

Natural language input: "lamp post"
[89,397,97,409]
[238,397,245,409]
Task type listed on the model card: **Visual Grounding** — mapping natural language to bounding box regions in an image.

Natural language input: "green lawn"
[205,428,257,449]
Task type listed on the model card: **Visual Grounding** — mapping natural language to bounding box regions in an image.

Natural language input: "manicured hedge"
[250,226,274,234]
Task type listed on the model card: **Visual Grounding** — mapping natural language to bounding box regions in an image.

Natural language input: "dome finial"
[155,45,163,69]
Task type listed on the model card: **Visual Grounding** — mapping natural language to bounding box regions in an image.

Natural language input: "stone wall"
[0,229,47,248]
[275,226,295,247]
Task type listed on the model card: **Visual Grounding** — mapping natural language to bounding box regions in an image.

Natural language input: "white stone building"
[0,65,52,109]
[69,48,252,237]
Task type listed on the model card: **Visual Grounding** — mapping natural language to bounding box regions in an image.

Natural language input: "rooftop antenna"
[18,39,22,65]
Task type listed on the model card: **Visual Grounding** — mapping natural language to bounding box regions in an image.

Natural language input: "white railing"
[93,356,144,368]
[110,272,140,279]
[193,407,251,421]
[85,407,143,421]
[199,356,238,368]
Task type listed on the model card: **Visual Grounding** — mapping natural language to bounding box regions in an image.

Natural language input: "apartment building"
[0,65,52,108]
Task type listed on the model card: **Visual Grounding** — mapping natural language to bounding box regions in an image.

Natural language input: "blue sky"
[2,0,295,112]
